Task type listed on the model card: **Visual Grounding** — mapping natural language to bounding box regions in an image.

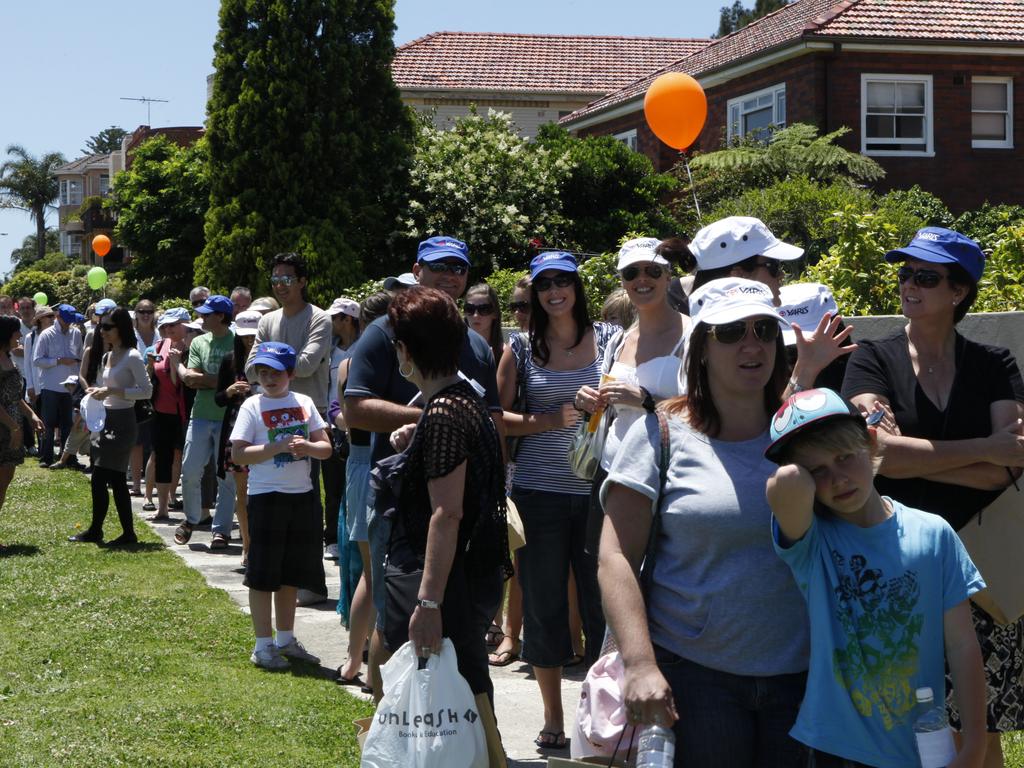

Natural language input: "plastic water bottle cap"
[915,686,934,702]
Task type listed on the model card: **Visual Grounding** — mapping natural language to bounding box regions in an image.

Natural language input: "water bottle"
[635,723,675,767]
[913,686,956,768]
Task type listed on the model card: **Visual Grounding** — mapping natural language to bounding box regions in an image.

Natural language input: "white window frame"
[98,174,110,197]
[726,83,786,143]
[59,178,83,207]
[61,232,82,258]
[972,76,1013,149]
[861,73,934,157]
[613,128,638,152]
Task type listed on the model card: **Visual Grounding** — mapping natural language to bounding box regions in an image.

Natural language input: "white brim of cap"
[616,252,670,271]
[235,328,258,337]
[696,303,791,328]
[762,240,804,261]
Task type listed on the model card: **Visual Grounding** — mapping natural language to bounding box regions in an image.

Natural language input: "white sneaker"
[276,638,320,664]
[251,645,290,670]
[324,543,339,560]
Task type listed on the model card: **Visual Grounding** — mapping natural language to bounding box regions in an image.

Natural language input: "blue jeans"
[654,646,807,768]
[182,418,235,534]
[511,487,604,668]
[39,390,72,465]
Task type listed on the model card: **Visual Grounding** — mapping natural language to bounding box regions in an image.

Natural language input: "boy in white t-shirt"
[230,341,332,670]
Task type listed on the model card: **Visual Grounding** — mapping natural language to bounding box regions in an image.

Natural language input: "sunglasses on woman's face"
[508,301,530,313]
[736,257,782,278]
[897,265,947,288]
[533,274,576,292]
[463,302,494,317]
[620,264,664,281]
[708,318,780,345]
[136,309,154,315]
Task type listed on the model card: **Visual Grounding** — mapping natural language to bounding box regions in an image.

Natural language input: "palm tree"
[0,145,66,262]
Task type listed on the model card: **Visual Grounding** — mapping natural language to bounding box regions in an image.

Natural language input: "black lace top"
[400,380,511,578]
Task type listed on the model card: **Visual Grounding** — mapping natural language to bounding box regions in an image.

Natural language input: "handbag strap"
[639,410,671,600]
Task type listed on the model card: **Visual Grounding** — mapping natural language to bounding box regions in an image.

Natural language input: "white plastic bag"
[361,638,487,768]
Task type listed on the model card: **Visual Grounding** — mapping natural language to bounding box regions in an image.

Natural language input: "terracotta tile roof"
[393,31,709,95]
[54,153,110,176]
[562,0,1024,125]
[561,0,838,122]
[807,0,1024,43]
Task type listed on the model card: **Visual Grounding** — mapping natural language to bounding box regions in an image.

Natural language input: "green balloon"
[87,266,108,291]
[32,292,47,305]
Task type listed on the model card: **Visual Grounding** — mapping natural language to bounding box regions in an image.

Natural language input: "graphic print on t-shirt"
[831,549,921,730]
[261,405,309,467]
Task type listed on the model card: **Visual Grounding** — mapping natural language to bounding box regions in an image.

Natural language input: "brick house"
[561,0,1024,212]
[393,31,708,138]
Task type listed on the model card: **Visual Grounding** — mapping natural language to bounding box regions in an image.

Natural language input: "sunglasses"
[897,265,947,288]
[620,264,665,281]
[422,261,468,276]
[463,302,494,317]
[533,274,576,292]
[270,275,298,287]
[508,301,530,313]
[99,323,116,331]
[136,309,154,315]
[708,318,780,345]
[736,257,782,278]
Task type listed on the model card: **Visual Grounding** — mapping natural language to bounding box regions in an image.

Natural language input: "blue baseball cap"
[765,388,863,463]
[73,313,86,324]
[194,295,234,316]
[884,227,985,283]
[529,251,578,280]
[157,306,191,328]
[251,341,296,372]
[417,236,469,264]
[56,304,78,323]
[94,299,117,316]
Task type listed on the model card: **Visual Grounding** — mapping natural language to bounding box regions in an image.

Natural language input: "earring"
[398,360,415,379]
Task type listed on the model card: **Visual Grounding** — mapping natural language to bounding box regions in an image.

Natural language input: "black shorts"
[244,491,327,594]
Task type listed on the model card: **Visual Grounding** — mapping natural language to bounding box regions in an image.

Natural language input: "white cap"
[689,216,803,270]
[327,297,360,318]
[383,273,417,290]
[617,237,669,271]
[777,282,839,345]
[61,375,79,388]
[689,277,790,329]
[915,687,934,703]
[234,310,261,337]
[81,393,106,433]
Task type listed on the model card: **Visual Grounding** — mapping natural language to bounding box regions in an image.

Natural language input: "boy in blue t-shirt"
[764,388,986,768]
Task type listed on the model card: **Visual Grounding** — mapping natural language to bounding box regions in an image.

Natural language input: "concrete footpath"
[136,499,584,766]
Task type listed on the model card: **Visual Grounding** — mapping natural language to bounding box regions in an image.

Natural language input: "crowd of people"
[0,218,1022,768]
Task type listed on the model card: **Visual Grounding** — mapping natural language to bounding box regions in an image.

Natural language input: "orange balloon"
[643,72,708,151]
[92,234,111,258]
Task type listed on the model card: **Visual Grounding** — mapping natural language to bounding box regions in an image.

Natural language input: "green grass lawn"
[0,465,372,767]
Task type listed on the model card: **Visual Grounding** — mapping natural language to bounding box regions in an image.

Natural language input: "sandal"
[484,623,504,647]
[335,671,366,689]
[210,532,229,550]
[488,648,519,667]
[168,498,183,511]
[142,502,157,512]
[173,522,193,545]
[534,730,567,750]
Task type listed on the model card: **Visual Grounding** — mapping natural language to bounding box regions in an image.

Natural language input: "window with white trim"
[59,178,83,206]
[861,74,933,156]
[61,233,82,258]
[98,174,110,197]
[613,129,638,152]
[972,77,1013,149]
[727,83,786,142]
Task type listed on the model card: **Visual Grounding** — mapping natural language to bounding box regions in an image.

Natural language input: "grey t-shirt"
[601,413,809,677]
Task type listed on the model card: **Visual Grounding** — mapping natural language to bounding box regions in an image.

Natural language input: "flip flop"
[485,623,504,647]
[488,648,518,667]
[534,730,567,750]
[336,672,366,689]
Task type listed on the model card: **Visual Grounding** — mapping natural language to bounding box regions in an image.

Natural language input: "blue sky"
[0,1,724,275]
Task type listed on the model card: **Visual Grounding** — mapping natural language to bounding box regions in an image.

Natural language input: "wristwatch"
[640,387,656,413]
[417,598,441,610]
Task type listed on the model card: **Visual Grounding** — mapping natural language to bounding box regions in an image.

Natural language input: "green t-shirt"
[187,331,234,421]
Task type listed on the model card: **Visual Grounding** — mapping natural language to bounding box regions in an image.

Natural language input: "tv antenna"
[119,96,169,125]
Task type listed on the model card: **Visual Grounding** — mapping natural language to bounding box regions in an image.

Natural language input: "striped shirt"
[512,323,617,495]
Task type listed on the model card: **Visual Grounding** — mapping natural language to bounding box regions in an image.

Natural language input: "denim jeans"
[182,418,236,534]
[38,390,72,465]
[654,646,807,768]
[511,486,604,668]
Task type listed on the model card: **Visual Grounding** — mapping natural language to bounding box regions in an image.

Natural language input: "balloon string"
[682,152,702,225]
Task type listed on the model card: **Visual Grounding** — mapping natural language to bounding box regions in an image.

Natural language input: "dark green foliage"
[199,0,413,306]
[953,203,1024,250]
[83,126,128,155]
[714,0,790,38]
[535,124,681,253]
[110,135,210,298]
[0,145,66,262]
[875,185,955,230]
[3,270,57,305]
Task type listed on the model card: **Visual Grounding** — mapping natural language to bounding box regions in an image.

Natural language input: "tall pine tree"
[198,0,413,302]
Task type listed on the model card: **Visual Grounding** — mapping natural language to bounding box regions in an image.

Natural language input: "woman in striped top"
[497,251,618,751]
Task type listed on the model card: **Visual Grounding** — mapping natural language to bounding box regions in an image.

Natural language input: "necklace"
[564,347,576,357]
